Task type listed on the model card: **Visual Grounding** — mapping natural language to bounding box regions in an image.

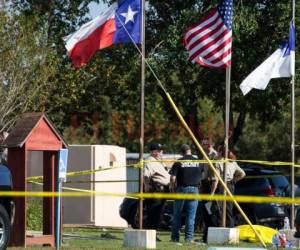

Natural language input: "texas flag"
[64,0,141,68]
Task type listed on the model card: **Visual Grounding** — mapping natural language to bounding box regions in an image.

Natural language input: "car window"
[269,176,289,188]
[235,177,270,189]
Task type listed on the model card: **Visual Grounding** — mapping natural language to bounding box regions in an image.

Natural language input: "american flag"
[184,0,233,68]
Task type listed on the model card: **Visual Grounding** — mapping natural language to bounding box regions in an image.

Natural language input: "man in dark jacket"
[170,144,203,243]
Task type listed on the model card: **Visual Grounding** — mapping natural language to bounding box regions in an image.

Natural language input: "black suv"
[234,165,290,228]
[0,164,15,249]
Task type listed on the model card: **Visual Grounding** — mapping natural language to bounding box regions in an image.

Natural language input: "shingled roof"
[3,112,67,148]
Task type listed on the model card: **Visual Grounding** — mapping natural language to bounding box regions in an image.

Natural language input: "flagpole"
[222,66,231,227]
[138,0,145,229]
[290,0,296,229]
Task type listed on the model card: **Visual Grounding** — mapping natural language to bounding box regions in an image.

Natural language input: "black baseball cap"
[149,142,164,151]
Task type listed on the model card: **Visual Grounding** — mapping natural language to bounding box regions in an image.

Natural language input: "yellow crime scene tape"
[25,158,300,182]
[28,173,296,185]
[147,158,300,168]
[61,175,293,183]
[25,180,298,206]
[62,172,295,184]
[26,163,140,181]
[236,159,300,168]
[2,188,300,205]
[65,180,138,183]
[27,162,293,184]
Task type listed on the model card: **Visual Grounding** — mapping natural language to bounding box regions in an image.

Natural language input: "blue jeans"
[171,186,199,242]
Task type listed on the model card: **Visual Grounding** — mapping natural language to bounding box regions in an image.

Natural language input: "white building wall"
[63,145,93,224]
[63,145,128,227]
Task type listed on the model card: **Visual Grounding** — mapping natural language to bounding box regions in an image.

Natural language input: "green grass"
[27,198,43,231]
[8,227,276,249]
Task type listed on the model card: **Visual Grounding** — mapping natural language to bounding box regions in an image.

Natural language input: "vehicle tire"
[0,204,10,250]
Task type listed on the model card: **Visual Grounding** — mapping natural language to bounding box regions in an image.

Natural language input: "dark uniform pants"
[202,181,235,242]
[144,184,167,229]
[214,181,235,227]
[144,198,165,229]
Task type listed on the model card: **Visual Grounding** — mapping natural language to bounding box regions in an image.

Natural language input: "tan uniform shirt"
[201,148,218,181]
[144,155,170,186]
[213,160,245,182]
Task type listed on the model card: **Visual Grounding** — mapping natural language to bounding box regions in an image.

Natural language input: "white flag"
[240,22,295,95]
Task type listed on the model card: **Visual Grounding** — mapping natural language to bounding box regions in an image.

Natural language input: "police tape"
[26,163,140,181]
[66,163,140,177]
[236,159,300,168]
[146,159,300,168]
[60,173,295,184]
[65,180,138,184]
[25,158,300,182]
[2,189,300,205]
[60,174,293,183]
[33,171,288,185]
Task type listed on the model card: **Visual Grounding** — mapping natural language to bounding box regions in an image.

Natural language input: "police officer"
[170,144,203,243]
[143,142,170,235]
[210,146,246,227]
[199,138,218,242]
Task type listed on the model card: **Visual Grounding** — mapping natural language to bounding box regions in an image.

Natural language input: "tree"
[145,0,299,154]
[9,0,300,159]
[0,10,58,132]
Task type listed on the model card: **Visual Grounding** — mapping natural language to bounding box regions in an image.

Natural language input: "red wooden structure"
[3,112,67,247]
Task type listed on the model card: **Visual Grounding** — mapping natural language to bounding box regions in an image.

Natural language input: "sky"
[88,2,108,19]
